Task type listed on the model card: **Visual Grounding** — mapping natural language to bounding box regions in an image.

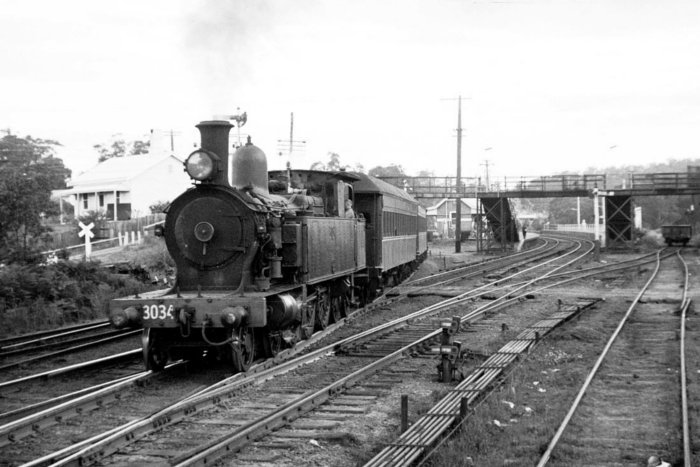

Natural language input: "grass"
[424,313,618,467]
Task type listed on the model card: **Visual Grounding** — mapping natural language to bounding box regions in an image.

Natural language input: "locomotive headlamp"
[185,149,220,181]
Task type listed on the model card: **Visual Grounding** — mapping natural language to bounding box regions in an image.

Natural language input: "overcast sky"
[2,0,699,181]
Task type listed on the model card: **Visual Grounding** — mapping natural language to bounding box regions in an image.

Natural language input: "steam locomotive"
[110,120,427,372]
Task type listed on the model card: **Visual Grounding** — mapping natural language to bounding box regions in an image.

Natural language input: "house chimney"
[196,120,233,186]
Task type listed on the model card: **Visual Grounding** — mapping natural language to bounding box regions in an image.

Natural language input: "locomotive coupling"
[111,306,141,329]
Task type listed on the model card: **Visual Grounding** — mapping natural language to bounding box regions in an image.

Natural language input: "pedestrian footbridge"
[380,170,700,248]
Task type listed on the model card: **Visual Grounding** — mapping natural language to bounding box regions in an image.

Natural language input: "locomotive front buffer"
[110,288,300,371]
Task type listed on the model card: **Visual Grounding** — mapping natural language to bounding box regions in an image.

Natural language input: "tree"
[149,200,170,214]
[310,152,342,171]
[368,164,406,177]
[547,197,593,224]
[0,134,68,262]
[94,136,150,162]
[309,152,364,173]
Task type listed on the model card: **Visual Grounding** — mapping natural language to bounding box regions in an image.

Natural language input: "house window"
[82,194,88,209]
[99,194,104,208]
[116,192,120,204]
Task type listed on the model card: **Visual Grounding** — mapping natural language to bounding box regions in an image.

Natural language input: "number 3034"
[143,304,174,320]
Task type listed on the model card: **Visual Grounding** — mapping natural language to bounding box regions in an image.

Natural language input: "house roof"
[427,198,477,215]
[52,154,184,197]
[69,154,183,187]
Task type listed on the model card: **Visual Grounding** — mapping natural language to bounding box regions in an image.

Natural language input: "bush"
[149,200,170,214]
[0,259,155,338]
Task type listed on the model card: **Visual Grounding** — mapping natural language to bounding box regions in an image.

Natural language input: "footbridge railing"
[379,174,606,198]
[380,172,700,198]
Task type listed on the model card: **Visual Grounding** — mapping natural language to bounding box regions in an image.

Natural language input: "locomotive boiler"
[110,119,426,372]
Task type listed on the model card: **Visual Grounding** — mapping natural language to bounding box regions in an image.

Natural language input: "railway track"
[9,237,678,466]
[535,250,694,466]
[0,321,111,349]
[0,350,142,426]
[14,237,591,466]
[0,324,140,374]
[357,247,688,466]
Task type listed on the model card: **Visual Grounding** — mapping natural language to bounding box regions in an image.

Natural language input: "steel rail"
[348,239,561,329]
[0,329,140,372]
[414,247,673,465]
[346,239,576,351]
[368,244,693,466]
[401,237,550,287]
[500,247,676,293]
[362,240,594,467]
[368,237,561,306]
[164,240,594,467]
[21,363,189,467]
[0,349,140,390]
[368,301,599,467]
[0,329,133,358]
[38,240,585,467]
[535,249,666,466]
[0,371,151,448]
[678,251,691,467]
[0,321,111,348]
[394,239,559,295]
[0,373,140,424]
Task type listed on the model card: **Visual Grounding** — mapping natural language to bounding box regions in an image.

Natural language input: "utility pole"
[150,128,182,155]
[276,112,306,193]
[455,97,463,253]
[481,159,492,189]
[441,96,470,253]
[287,112,293,192]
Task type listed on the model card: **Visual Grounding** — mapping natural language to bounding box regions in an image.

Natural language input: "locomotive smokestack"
[196,120,233,186]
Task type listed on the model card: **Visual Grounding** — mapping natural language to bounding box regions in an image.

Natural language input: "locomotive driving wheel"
[142,329,168,372]
[230,326,254,372]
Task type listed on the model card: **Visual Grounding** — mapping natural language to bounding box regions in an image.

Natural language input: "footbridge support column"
[605,194,634,247]
[477,197,519,253]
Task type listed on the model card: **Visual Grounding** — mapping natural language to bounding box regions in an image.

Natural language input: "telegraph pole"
[441,96,470,253]
[480,159,492,189]
[455,97,463,253]
[276,112,306,193]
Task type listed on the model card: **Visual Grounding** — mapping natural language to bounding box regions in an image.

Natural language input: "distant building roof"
[69,154,182,187]
[426,198,477,215]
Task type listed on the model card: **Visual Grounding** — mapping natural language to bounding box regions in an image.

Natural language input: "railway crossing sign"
[78,221,95,258]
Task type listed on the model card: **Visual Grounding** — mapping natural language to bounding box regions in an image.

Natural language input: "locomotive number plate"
[142,304,175,320]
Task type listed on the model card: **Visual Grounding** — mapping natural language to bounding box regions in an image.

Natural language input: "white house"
[426,198,478,239]
[53,154,193,221]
